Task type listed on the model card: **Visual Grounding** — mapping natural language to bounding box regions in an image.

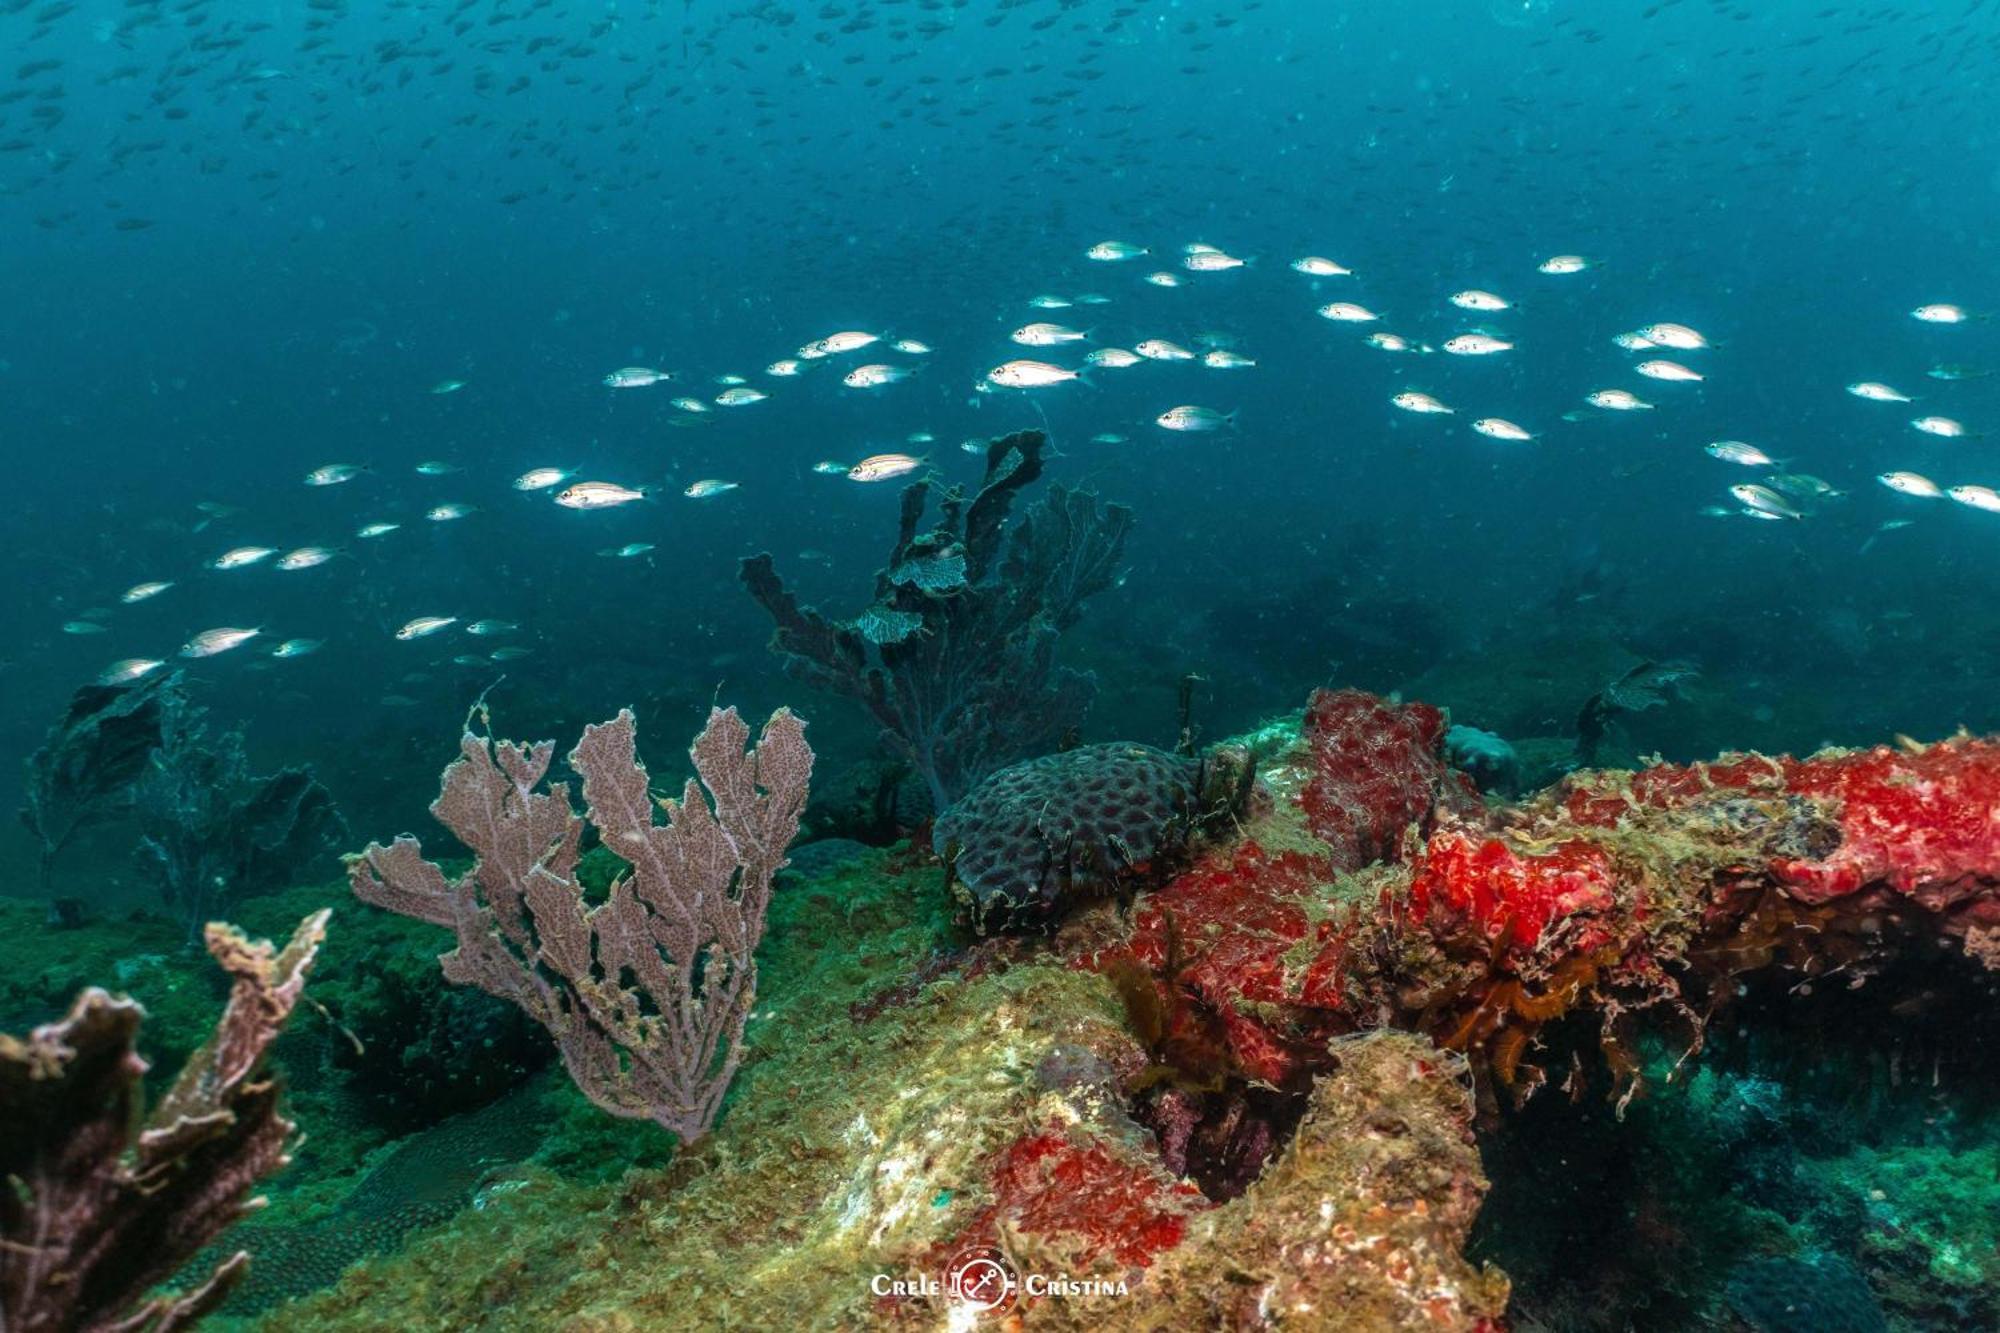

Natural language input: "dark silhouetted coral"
[134,704,346,941]
[741,428,1132,811]
[19,669,184,895]
[0,909,328,1333]
[348,705,812,1141]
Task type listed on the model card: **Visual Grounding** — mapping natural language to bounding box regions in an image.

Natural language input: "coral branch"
[0,909,329,1333]
[347,707,812,1141]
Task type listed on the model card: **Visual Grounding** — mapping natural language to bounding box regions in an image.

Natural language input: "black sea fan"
[741,429,1133,811]
[19,670,185,894]
[133,704,346,941]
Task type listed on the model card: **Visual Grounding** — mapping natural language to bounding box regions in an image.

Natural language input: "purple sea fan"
[347,704,812,1142]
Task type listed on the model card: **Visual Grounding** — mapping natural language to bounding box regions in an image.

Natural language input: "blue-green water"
[2,2,1998,1327]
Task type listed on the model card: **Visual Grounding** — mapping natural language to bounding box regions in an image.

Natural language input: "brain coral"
[933,743,1202,931]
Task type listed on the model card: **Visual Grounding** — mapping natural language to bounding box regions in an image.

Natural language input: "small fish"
[271,638,323,658]
[1156,405,1235,432]
[848,454,925,482]
[986,360,1085,389]
[1291,256,1351,277]
[1318,302,1379,322]
[960,439,987,453]
[356,521,401,539]
[1848,382,1912,403]
[599,543,656,558]
[120,580,173,603]
[1392,391,1453,415]
[488,646,533,661]
[1537,255,1594,275]
[1443,333,1512,356]
[555,482,647,509]
[1073,294,1112,306]
[1450,289,1510,311]
[1012,322,1089,347]
[1636,359,1703,382]
[415,461,461,476]
[513,467,574,492]
[1586,389,1653,411]
[893,339,932,355]
[1859,517,1917,552]
[465,619,518,636]
[451,655,490,667]
[798,330,879,358]
[843,363,911,388]
[1027,294,1073,309]
[1912,416,1967,438]
[1766,473,1841,501]
[1091,432,1129,445]
[429,379,466,395]
[714,387,768,406]
[684,479,740,498]
[305,463,365,486]
[766,359,804,377]
[714,374,748,386]
[182,626,261,657]
[1912,303,1969,324]
[813,460,850,475]
[62,621,108,635]
[427,503,473,521]
[1365,332,1413,352]
[396,617,458,640]
[1182,248,1246,272]
[1472,418,1535,442]
[1730,483,1802,519]
[1639,322,1708,351]
[1613,331,1658,351]
[1135,339,1195,361]
[1086,240,1147,261]
[1947,484,2000,513]
[600,366,672,386]
[1143,271,1182,288]
[211,545,276,570]
[1202,349,1256,369]
[907,432,936,444]
[1878,471,1944,497]
[604,367,673,388]
[276,546,339,571]
[1928,363,1988,382]
[1706,441,1775,466]
[671,396,712,414]
[100,658,165,685]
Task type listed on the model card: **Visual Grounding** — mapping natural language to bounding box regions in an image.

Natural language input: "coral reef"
[135,702,346,941]
[742,428,1133,811]
[1,909,328,1332]
[1083,688,2000,1118]
[266,847,1507,1332]
[183,685,2000,1330]
[934,741,1250,932]
[348,705,812,1141]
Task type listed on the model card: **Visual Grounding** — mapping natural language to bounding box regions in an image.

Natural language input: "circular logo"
[944,1245,1019,1315]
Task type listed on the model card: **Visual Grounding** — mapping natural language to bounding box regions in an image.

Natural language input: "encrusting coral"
[347,704,812,1142]
[0,909,328,1333]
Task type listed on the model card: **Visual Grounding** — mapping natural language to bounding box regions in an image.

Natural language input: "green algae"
[257,842,1143,1330]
